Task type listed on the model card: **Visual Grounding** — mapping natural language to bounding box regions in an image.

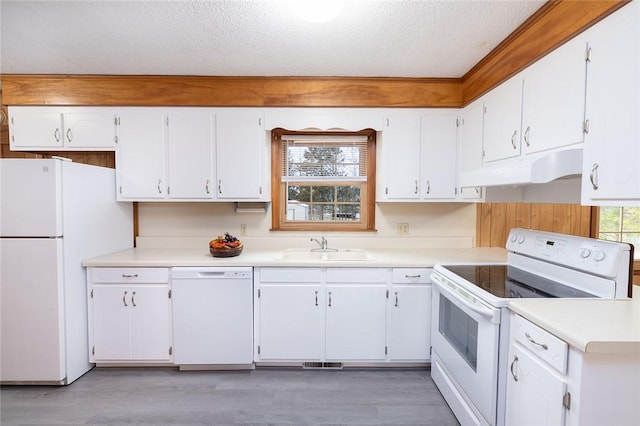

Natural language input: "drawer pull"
[525,332,549,350]
[122,274,138,278]
[404,274,421,279]
[510,355,519,382]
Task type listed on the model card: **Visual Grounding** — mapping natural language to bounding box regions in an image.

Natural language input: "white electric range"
[430,228,633,426]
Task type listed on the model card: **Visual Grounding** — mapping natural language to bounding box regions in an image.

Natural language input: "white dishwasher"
[171,267,253,368]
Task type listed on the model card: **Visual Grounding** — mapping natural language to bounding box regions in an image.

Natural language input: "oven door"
[431,272,501,426]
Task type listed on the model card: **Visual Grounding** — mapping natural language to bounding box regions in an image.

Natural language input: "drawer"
[512,314,568,374]
[258,267,322,283]
[392,268,432,284]
[90,267,169,283]
[326,268,388,283]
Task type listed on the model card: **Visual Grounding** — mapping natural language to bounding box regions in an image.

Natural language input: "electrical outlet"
[397,223,409,235]
[240,224,247,236]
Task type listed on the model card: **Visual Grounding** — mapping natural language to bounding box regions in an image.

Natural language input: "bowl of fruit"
[209,233,243,257]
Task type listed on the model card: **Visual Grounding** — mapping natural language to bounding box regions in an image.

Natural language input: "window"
[598,206,640,254]
[271,129,376,231]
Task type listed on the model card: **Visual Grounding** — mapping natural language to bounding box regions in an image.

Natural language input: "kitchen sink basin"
[274,248,374,262]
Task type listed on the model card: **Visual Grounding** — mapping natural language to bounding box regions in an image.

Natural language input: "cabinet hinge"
[456,118,460,127]
[169,346,173,356]
[114,116,120,126]
[585,45,592,62]
[166,117,169,126]
[583,119,590,135]
[482,150,486,158]
[562,392,571,410]
[258,288,261,298]
[168,289,172,299]
[114,135,118,144]
[258,345,261,355]
[386,290,389,299]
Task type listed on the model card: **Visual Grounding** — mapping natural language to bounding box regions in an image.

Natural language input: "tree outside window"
[598,206,640,253]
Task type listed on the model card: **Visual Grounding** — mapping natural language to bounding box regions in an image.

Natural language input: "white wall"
[136,202,477,249]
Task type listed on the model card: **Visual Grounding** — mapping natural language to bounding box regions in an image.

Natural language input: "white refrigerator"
[0,158,133,384]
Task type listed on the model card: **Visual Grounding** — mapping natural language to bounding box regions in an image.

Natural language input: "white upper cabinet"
[116,109,167,200]
[166,110,215,200]
[378,110,460,202]
[378,113,422,200]
[481,35,588,165]
[581,1,640,205]
[482,76,524,164]
[521,34,588,156]
[9,107,117,151]
[458,99,484,200]
[421,114,458,199]
[215,108,269,200]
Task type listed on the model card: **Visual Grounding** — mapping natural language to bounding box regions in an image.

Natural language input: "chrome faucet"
[310,236,328,251]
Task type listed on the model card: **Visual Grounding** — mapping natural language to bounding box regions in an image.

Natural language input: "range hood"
[459,147,583,188]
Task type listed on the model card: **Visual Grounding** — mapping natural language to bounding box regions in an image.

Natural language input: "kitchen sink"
[274,248,374,262]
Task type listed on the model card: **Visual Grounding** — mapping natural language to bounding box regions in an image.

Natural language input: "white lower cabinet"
[87,268,172,363]
[506,313,640,426]
[387,269,432,361]
[256,268,323,361]
[325,269,388,361]
[255,267,431,364]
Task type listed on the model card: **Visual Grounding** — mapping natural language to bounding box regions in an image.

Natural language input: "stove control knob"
[594,250,606,262]
[517,234,526,244]
[580,247,592,259]
[510,233,519,243]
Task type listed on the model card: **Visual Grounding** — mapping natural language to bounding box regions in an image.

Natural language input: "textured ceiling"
[0,0,545,78]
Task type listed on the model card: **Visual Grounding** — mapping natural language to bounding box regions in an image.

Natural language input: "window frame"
[270,128,376,232]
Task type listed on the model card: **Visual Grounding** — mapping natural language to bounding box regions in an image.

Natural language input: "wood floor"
[1,367,459,425]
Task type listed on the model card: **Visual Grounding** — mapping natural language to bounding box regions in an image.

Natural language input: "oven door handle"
[433,277,500,324]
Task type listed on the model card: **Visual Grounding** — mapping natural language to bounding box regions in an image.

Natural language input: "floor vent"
[302,362,344,370]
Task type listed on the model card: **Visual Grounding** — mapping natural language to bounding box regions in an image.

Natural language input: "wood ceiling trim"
[0,75,462,108]
[462,0,629,105]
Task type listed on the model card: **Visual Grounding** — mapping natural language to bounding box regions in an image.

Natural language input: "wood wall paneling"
[476,203,593,248]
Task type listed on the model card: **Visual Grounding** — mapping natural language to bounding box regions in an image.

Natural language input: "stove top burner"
[440,264,596,299]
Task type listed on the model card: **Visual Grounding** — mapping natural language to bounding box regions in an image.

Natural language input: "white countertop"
[82,246,508,268]
[507,298,640,355]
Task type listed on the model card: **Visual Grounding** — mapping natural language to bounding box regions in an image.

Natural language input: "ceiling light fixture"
[292,0,344,23]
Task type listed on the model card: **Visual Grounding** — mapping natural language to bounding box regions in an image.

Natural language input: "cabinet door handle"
[589,163,599,190]
[131,291,137,307]
[157,180,163,194]
[205,179,211,194]
[510,355,519,382]
[218,179,222,194]
[394,291,398,307]
[510,130,518,149]
[525,332,548,350]
[54,128,61,143]
[414,180,418,195]
[122,290,128,307]
[524,126,530,147]
[426,180,431,195]
[315,290,318,306]
[66,128,73,143]
[328,291,332,307]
